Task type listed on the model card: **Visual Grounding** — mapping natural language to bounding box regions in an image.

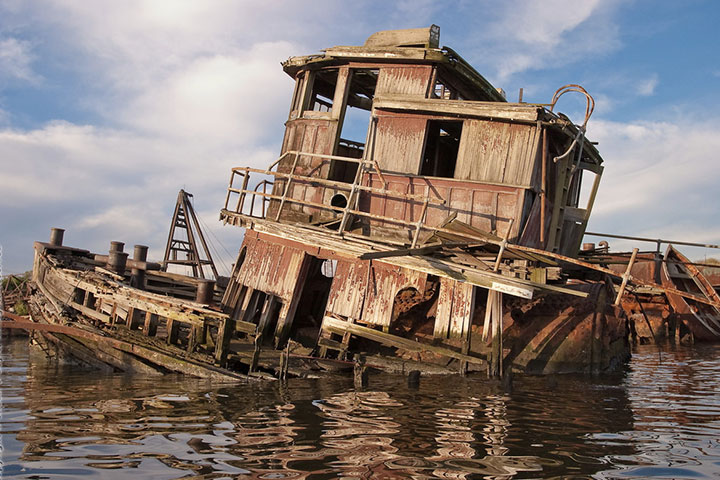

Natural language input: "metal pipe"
[585,232,720,250]
[49,228,65,247]
[93,255,160,271]
[109,241,125,253]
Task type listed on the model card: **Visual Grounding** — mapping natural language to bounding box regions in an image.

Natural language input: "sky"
[1,0,719,275]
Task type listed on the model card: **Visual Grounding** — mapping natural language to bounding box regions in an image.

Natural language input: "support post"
[214,317,234,367]
[166,318,179,345]
[615,248,639,306]
[143,312,158,336]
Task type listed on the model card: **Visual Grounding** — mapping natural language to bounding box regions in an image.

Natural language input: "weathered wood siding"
[326,260,426,328]
[359,172,524,242]
[434,278,476,339]
[270,117,339,221]
[224,232,308,304]
[455,120,540,187]
[325,260,369,320]
[375,66,432,97]
[373,113,426,174]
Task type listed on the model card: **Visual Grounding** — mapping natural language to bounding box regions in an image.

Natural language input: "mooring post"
[107,250,128,275]
[279,343,290,381]
[250,333,262,373]
[131,245,148,289]
[49,228,65,247]
[354,354,368,389]
[408,370,421,388]
[196,279,215,305]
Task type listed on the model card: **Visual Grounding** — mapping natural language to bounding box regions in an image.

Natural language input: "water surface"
[2,338,720,478]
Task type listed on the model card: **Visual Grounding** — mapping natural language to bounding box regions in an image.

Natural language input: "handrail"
[228,165,445,206]
[584,231,720,251]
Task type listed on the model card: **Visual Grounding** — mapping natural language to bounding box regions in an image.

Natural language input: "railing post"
[224,170,235,211]
[411,195,430,248]
[235,170,250,213]
[275,152,300,221]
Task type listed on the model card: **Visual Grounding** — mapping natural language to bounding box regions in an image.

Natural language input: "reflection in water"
[2,338,720,478]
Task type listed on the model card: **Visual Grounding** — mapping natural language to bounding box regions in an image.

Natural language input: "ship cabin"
[219,26,607,368]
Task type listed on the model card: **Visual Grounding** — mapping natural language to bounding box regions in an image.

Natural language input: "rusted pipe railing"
[585,232,720,252]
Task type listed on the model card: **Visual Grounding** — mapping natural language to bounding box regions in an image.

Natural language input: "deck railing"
[223,150,452,247]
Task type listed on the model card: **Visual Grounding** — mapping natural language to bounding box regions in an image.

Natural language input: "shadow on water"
[2,337,720,478]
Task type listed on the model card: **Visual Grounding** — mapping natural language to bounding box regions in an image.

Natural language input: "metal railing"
[223,150,456,247]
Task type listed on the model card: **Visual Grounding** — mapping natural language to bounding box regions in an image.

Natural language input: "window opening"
[431,75,463,100]
[289,73,306,116]
[331,69,379,182]
[420,120,463,178]
[308,69,338,112]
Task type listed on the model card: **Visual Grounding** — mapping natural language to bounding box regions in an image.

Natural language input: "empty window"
[308,69,338,112]
[420,120,463,178]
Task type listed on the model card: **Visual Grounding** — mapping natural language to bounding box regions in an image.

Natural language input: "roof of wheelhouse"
[281,25,507,103]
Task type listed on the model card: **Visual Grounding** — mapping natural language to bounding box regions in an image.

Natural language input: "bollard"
[195,279,216,305]
[131,245,148,289]
[49,228,65,247]
[407,370,421,388]
[109,241,125,253]
[107,250,128,275]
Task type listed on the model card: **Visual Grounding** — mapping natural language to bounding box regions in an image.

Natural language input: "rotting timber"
[10,26,720,380]
[217,25,628,376]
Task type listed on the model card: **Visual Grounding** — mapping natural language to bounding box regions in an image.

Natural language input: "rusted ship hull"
[661,245,720,342]
[7,230,633,378]
[223,230,629,375]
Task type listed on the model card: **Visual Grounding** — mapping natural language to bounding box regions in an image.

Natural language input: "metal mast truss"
[162,190,219,279]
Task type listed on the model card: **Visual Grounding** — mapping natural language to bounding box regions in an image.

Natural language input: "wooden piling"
[354,355,368,389]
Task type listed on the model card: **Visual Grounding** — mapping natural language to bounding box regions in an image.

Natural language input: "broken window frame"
[419,119,464,178]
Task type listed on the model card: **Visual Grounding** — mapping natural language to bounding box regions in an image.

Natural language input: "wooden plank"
[433,277,454,339]
[1,316,247,382]
[323,316,484,365]
[373,96,543,123]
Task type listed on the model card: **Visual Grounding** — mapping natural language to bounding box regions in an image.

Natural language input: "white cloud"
[120,42,295,145]
[0,36,39,84]
[586,116,720,246]
[636,73,659,96]
[473,0,622,80]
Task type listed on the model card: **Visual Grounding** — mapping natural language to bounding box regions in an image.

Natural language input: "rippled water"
[2,338,720,479]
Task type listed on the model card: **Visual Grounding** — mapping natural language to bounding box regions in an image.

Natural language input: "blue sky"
[1,0,719,274]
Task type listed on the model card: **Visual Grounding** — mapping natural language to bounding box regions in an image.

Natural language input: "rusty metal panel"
[449,282,475,339]
[374,114,426,174]
[433,278,475,339]
[361,262,426,327]
[359,172,523,240]
[273,117,339,222]
[433,277,454,338]
[326,260,368,319]
[455,119,539,187]
[228,235,307,304]
[375,65,432,96]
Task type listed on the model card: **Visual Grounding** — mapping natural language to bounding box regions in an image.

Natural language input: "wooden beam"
[322,315,485,366]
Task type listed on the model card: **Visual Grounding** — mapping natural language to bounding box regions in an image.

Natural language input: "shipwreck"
[5,26,720,380]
